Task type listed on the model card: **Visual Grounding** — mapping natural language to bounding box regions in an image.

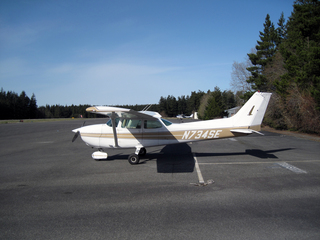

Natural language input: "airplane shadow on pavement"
[152,143,195,173]
[98,143,195,173]
[152,147,294,173]
[194,148,294,159]
[102,145,294,173]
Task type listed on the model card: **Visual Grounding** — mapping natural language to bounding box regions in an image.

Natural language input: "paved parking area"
[1,119,320,239]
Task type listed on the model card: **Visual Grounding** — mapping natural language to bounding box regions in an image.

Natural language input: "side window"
[121,119,141,129]
[106,118,119,127]
[144,120,162,129]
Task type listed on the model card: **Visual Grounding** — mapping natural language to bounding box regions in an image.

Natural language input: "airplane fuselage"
[76,117,258,149]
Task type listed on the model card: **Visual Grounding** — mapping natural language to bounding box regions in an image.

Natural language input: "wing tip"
[86,106,98,113]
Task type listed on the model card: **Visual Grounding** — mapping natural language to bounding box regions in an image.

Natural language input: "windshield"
[106,118,119,127]
[161,118,172,126]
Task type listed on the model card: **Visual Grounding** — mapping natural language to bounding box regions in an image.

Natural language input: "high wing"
[86,106,161,148]
[86,106,161,119]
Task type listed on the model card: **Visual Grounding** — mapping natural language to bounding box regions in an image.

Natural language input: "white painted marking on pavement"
[229,138,237,141]
[277,162,307,174]
[193,154,204,184]
[199,159,319,165]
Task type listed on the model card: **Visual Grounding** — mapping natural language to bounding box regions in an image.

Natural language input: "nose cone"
[72,124,102,148]
[72,124,102,135]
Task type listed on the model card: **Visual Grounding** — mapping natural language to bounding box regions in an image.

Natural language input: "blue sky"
[0,0,294,106]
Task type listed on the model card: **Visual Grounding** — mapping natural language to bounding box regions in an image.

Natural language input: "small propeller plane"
[72,92,272,165]
[176,113,193,118]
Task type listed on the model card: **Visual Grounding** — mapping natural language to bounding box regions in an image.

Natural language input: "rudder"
[232,92,272,129]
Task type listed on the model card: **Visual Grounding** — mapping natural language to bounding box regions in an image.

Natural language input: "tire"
[128,154,140,165]
[139,148,146,156]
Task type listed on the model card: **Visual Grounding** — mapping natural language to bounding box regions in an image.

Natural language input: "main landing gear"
[128,147,146,165]
[92,147,147,165]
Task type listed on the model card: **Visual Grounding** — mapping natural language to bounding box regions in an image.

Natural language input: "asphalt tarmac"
[1,119,320,240]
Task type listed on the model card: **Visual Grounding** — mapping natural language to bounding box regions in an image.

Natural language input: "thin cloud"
[0,21,54,49]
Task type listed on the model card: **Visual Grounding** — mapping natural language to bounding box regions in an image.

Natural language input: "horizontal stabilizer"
[231,129,264,135]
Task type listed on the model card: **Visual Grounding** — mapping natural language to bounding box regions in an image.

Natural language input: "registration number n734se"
[181,130,222,140]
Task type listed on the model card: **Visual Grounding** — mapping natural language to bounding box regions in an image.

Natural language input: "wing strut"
[111,112,119,147]
[142,104,152,111]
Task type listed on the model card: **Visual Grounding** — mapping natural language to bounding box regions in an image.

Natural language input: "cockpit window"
[161,118,172,126]
[144,119,163,129]
[106,118,119,127]
[121,119,141,129]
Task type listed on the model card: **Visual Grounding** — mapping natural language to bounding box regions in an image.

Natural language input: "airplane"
[72,92,272,165]
[176,113,194,118]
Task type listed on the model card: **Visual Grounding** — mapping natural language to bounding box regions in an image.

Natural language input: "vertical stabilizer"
[232,92,272,129]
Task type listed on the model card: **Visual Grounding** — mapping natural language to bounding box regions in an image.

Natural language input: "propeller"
[72,131,80,142]
[71,121,86,143]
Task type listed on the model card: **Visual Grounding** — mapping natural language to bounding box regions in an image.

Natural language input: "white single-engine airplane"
[72,92,272,165]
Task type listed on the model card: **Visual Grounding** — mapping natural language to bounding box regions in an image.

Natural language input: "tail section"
[231,92,272,131]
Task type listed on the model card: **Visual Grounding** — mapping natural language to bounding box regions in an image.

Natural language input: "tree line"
[0,88,95,119]
[0,89,38,120]
[158,88,236,119]
[0,87,236,120]
[231,0,320,134]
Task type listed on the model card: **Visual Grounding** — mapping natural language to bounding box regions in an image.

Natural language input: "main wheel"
[138,147,146,156]
[128,154,140,165]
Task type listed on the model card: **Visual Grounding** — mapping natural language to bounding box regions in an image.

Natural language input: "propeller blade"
[72,131,80,142]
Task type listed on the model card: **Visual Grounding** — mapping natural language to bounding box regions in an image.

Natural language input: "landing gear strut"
[138,147,146,156]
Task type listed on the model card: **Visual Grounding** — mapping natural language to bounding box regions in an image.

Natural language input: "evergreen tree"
[17,91,30,119]
[276,12,287,48]
[187,90,205,114]
[247,14,279,91]
[203,87,225,120]
[177,95,188,115]
[29,94,38,119]
[166,95,177,117]
[159,96,167,116]
[221,90,236,110]
[276,0,320,109]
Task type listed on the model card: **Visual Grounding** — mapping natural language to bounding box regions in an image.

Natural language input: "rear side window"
[144,120,162,129]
